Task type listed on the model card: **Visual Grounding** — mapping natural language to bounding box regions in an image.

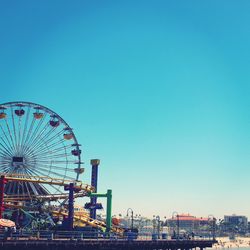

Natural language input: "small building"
[166,214,210,233]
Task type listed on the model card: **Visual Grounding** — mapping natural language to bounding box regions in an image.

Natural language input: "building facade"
[224,215,248,233]
[166,214,210,233]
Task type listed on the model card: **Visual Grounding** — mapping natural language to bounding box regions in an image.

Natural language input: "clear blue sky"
[0,0,250,219]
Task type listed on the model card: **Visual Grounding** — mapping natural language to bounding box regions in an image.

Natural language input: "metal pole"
[0,175,6,219]
[127,208,134,229]
[106,189,112,233]
[156,216,160,239]
[131,210,134,229]
[90,159,100,219]
[177,214,180,240]
[68,182,74,230]
[213,218,216,241]
[208,215,215,241]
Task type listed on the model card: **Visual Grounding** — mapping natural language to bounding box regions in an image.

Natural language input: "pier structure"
[0,101,217,249]
[0,239,217,250]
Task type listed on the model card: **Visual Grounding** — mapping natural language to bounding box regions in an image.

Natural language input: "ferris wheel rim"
[0,101,82,165]
[0,101,82,198]
[0,101,80,143]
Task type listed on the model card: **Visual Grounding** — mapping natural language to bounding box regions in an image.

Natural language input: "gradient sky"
[0,1,250,219]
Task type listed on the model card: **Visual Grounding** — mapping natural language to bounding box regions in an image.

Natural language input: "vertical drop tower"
[85,159,103,219]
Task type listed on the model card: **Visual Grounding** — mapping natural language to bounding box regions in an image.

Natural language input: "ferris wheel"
[0,101,84,199]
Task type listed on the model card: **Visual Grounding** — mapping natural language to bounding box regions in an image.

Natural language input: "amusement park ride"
[0,101,123,235]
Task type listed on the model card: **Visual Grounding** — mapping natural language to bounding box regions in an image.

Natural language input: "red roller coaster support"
[0,175,7,219]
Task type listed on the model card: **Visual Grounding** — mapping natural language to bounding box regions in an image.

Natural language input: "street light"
[135,214,142,232]
[172,211,179,240]
[127,208,134,229]
[208,214,216,241]
[153,215,161,239]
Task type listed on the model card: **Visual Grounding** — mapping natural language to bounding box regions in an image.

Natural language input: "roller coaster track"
[2,174,95,193]
[1,174,124,235]
[4,191,87,201]
[52,210,124,236]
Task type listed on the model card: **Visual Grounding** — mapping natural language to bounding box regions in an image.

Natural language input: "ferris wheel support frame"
[0,175,7,219]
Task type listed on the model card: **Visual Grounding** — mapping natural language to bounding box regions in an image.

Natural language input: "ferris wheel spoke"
[11,106,19,154]
[4,118,17,155]
[29,159,75,165]
[22,168,49,195]
[0,135,13,156]
[23,126,58,156]
[4,181,10,194]
[13,181,18,196]
[24,112,46,145]
[26,165,58,180]
[32,152,73,160]
[27,141,66,160]
[22,118,36,153]
[0,163,12,172]
[22,120,50,156]
[17,115,22,156]
[48,183,64,194]
[24,166,43,178]
[22,113,48,154]
[18,182,24,196]
[39,184,51,195]
[26,157,70,165]
[25,167,71,193]
[32,164,72,179]
[5,182,13,195]
[28,182,40,195]
[47,153,72,158]
[16,166,26,176]
[24,163,48,178]
[36,165,72,179]
[0,160,11,167]
[0,164,12,172]
[27,129,65,156]
[26,162,73,172]
[0,165,12,173]
[0,142,13,157]
[26,144,72,158]
[0,161,11,167]
[40,129,65,145]
[48,144,72,153]
[30,138,67,157]
[0,160,12,168]
[0,124,15,153]
[23,181,33,201]
[19,105,31,153]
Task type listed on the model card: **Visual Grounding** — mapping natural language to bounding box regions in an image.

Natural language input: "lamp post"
[153,215,161,239]
[135,214,142,232]
[208,214,216,241]
[145,219,150,231]
[127,208,134,229]
[172,211,179,240]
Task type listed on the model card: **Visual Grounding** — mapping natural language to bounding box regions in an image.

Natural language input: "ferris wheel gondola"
[0,101,84,200]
